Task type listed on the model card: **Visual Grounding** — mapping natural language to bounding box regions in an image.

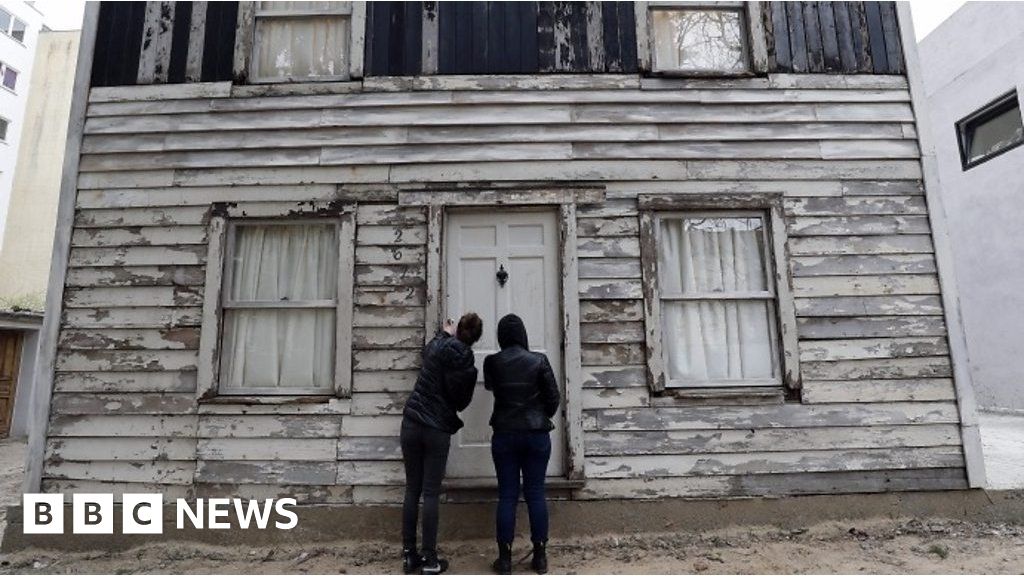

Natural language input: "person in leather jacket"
[400,313,482,575]
[483,314,560,575]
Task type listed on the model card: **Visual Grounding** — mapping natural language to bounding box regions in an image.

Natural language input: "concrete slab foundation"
[4,489,1024,553]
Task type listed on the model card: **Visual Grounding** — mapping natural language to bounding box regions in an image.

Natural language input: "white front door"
[444,210,565,478]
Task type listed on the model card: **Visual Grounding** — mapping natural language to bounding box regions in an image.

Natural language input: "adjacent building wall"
[0,30,80,309]
[920,3,1024,413]
[0,0,46,251]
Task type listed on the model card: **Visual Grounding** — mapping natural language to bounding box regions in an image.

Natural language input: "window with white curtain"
[656,213,779,387]
[251,1,353,82]
[219,221,340,395]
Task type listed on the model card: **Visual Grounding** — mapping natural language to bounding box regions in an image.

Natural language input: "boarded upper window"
[957,91,1024,170]
[251,1,354,82]
[650,7,749,74]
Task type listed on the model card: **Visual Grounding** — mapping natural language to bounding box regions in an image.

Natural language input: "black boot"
[492,541,512,575]
[403,548,422,575]
[531,541,548,575]
[420,549,449,575]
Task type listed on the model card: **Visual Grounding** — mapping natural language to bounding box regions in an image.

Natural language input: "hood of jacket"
[497,314,529,350]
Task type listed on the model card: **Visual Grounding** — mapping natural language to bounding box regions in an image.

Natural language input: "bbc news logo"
[23,494,298,534]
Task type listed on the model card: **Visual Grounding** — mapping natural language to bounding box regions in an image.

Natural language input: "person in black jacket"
[484,314,560,575]
[401,313,483,575]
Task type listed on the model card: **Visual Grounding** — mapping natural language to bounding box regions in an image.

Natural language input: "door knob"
[496,264,509,287]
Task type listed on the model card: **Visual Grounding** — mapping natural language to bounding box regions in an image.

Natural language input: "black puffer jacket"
[403,332,478,434]
[484,314,560,432]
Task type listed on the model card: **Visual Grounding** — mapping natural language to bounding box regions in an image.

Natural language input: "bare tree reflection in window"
[652,8,748,74]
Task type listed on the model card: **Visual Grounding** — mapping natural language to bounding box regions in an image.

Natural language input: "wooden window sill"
[199,395,337,405]
[652,387,784,406]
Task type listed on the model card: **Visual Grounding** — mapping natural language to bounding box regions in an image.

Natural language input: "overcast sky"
[35,1,968,42]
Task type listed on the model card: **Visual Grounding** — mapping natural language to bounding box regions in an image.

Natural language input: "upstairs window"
[651,6,748,74]
[0,116,9,142]
[957,90,1024,170]
[0,61,17,91]
[250,1,357,82]
[1,8,27,43]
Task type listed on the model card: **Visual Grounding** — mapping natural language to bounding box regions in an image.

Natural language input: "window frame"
[635,1,769,77]
[1,8,27,44]
[196,202,356,401]
[638,194,800,396]
[0,61,19,93]
[0,115,9,143]
[956,89,1024,171]
[235,1,367,84]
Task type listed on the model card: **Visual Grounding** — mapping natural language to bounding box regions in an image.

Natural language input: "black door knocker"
[496,264,509,287]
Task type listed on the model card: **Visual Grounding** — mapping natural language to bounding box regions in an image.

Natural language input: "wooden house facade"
[25,1,986,504]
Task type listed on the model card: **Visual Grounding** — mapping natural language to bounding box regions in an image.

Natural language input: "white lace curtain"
[220,223,338,393]
[253,2,350,80]
[658,217,775,385]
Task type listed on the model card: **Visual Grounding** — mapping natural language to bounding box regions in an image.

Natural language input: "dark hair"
[456,312,483,346]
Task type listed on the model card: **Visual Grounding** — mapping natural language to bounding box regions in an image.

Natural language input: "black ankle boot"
[403,548,422,575]
[492,541,512,575]
[531,541,548,575]
[420,550,449,575]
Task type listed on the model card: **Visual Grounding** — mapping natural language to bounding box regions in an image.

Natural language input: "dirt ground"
[2,437,1024,574]
[0,515,1022,574]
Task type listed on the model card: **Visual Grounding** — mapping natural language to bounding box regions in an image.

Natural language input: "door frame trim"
[421,190,595,481]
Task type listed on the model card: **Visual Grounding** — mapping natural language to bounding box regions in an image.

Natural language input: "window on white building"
[957,90,1024,170]
[0,116,9,142]
[0,7,27,43]
[0,61,17,91]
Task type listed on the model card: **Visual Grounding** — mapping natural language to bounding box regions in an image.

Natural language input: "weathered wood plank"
[198,415,342,439]
[799,337,949,362]
[354,286,426,307]
[352,350,421,371]
[792,254,936,276]
[69,246,206,267]
[585,446,964,478]
[45,460,196,485]
[75,206,209,227]
[355,246,426,266]
[352,392,409,416]
[580,322,644,344]
[47,437,196,462]
[355,265,426,287]
[583,402,960,431]
[581,365,647,389]
[71,226,207,247]
[797,316,947,339]
[788,235,934,256]
[582,387,649,410]
[357,225,428,246]
[802,379,957,403]
[788,216,930,236]
[336,461,405,485]
[48,414,198,437]
[792,274,940,297]
[352,370,419,393]
[352,327,425,350]
[356,204,426,226]
[65,266,206,287]
[341,415,403,437]
[795,295,943,317]
[581,343,644,366]
[577,216,639,237]
[578,279,643,299]
[337,437,403,461]
[577,237,640,258]
[59,328,200,350]
[578,258,642,279]
[353,306,425,328]
[197,438,337,461]
[584,424,962,456]
[62,307,203,329]
[802,357,952,380]
[55,350,198,372]
[53,371,197,393]
[579,300,643,323]
[785,196,926,216]
[64,286,202,308]
[196,460,337,485]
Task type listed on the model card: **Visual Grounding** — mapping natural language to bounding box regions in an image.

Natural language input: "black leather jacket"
[402,332,478,434]
[484,315,560,432]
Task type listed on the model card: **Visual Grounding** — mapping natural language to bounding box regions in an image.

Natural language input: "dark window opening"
[957,91,1024,170]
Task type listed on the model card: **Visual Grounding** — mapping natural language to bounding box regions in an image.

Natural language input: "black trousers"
[400,417,452,553]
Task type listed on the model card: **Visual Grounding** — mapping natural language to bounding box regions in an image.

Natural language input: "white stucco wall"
[0,30,78,308]
[0,0,46,251]
[920,2,1024,413]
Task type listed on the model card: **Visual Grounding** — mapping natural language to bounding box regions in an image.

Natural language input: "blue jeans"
[491,430,551,543]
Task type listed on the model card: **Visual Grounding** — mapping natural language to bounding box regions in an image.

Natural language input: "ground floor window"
[657,213,779,387]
